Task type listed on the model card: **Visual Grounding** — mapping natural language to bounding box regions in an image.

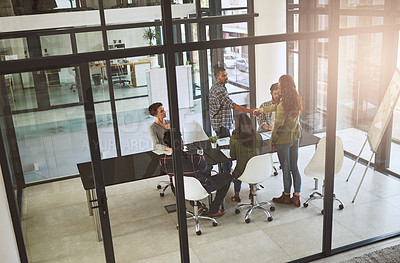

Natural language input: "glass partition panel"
[0,38,29,61]
[336,33,382,159]
[40,34,72,57]
[107,26,163,49]
[340,16,384,28]
[332,33,400,250]
[340,0,385,10]
[76,31,104,53]
[1,66,107,262]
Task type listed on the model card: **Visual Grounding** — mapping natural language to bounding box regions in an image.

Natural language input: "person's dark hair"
[213,65,226,77]
[279,75,303,117]
[163,130,172,148]
[232,113,256,148]
[149,102,163,116]
[270,83,279,93]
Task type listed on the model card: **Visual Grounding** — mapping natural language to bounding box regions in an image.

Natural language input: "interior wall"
[0,166,20,263]
[254,0,286,107]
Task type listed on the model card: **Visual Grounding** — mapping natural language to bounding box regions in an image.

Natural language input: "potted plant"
[209,136,218,148]
[142,27,159,47]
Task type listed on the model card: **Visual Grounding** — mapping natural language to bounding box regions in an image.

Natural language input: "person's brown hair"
[148,102,163,116]
[279,75,303,117]
[232,113,256,148]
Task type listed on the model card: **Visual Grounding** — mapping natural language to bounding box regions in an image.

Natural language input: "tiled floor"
[21,141,400,262]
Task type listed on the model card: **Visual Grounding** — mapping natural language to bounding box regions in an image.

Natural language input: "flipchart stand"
[346,69,400,203]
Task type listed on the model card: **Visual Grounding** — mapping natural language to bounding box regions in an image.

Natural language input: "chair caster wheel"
[309,194,314,198]
[176,225,179,229]
[212,222,218,227]
[196,230,202,235]
[267,217,273,222]
[303,203,308,207]
[321,210,324,214]
[274,171,278,176]
[235,208,240,214]
[339,204,344,210]
[157,185,162,189]
[160,192,164,197]
[270,206,275,211]
[245,218,251,224]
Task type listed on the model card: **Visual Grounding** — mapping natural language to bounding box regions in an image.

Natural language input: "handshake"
[251,108,263,117]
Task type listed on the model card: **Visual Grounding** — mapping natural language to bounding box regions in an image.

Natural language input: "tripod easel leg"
[346,138,367,182]
[352,152,374,203]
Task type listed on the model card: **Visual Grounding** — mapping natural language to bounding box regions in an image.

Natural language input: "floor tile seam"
[258,228,295,261]
[25,201,91,214]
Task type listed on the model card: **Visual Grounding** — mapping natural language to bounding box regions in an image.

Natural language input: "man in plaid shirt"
[209,66,259,138]
[159,131,231,218]
[209,66,259,172]
[257,83,280,131]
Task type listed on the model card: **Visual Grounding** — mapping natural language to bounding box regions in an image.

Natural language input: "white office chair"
[175,176,218,235]
[303,136,345,214]
[183,120,209,144]
[235,153,275,223]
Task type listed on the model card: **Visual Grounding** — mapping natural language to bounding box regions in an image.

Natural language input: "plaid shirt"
[159,151,215,193]
[257,100,275,130]
[209,82,235,131]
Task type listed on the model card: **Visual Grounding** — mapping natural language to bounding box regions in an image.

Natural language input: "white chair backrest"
[304,136,344,180]
[172,176,209,201]
[183,120,209,144]
[182,176,209,201]
[238,153,274,184]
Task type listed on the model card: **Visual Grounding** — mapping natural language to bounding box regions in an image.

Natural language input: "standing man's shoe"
[272,192,291,205]
[291,195,301,207]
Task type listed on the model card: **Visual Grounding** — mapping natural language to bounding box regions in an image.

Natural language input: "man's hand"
[252,108,263,117]
[270,143,276,152]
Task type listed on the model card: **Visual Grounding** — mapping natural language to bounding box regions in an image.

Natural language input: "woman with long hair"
[229,114,263,202]
[255,75,303,206]
[148,102,172,152]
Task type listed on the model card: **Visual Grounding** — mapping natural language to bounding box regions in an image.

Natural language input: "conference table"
[77,130,319,240]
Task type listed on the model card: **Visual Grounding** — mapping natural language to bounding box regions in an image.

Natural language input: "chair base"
[303,191,345,214]
[235,184,275,223]
[177,201,217,235]
[157,178,174,197]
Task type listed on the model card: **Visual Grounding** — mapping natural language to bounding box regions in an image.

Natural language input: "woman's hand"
[165,123,170,129]
[166,147,172,152]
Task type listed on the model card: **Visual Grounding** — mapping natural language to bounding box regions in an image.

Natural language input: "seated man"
[159,130,231,218]
[257,83,280,131]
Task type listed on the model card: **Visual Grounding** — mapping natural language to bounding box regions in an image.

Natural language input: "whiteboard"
[147,65,194,109]
[367,69,400,152]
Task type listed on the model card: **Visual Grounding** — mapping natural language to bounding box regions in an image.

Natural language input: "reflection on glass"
[340,0,384,10]
[40,34,72,57]
[76,31,104,53]
[0,38,29,60]
[223,46,249,88]
[94,102,117,159]
[222,0,247,9]
[340,16,384,28]
[107,26,162,48]
[49,67,81,106]
[338,33,382,139]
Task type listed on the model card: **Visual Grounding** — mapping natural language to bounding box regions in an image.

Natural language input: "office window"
[340,0,385,10]
[76,31,104,53]
[339,16,384,29]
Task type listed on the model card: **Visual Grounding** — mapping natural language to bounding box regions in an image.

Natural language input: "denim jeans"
[215,126,232,173]
[275,139,301,193]
[233,179,253,194]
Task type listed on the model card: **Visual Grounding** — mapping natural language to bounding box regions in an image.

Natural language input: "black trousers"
[208,172,231,214]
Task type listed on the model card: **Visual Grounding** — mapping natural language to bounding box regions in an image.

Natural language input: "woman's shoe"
[291,195,301,207]
[230,195,241,202]
[272,192,291,205]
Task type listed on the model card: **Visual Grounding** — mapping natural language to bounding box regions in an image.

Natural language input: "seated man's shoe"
[291,195,301,207]
[198,203,208,215]
[206,209,226,218]
[272,192,291,205]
